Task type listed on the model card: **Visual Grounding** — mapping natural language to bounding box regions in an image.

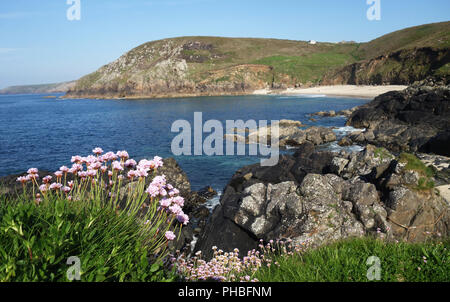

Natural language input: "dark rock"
[338,137,353,147]
[197,186,218,200]
[195,144,450,258]
[346,85,450,156]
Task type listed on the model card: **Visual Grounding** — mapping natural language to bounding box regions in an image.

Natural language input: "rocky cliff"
[195,143,450,259]
[321,47,449,85]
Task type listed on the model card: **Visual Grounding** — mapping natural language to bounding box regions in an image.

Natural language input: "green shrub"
[0,195,177,282]
[399,153,436,178]
[398,153,437,191]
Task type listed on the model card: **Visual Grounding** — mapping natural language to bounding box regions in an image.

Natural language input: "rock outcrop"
[346,84,450,156]
[195,144,450,259]
[321,47,449,86]
[225,121,337,148]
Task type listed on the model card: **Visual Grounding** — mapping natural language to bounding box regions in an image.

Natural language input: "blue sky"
[0,0,449,89]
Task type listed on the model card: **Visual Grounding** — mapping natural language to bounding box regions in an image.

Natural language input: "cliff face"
[65,38,303,99]
[322,47,450,85]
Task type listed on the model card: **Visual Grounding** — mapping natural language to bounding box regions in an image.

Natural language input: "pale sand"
[437,185,450,204]
[254,85,408,98]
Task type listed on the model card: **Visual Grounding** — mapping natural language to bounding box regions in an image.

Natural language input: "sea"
[0,93,369,208]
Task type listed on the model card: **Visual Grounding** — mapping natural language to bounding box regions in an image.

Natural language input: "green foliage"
[374,147,394,161]
[0,195,177,282]
[399,153,436,178]
[434,62,450,77]
[417,177,435,191]
[252,52,354,83]
[398,153,437,191]
[253,238,450,282]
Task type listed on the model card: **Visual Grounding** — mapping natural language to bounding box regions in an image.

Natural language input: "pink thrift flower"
[92,147,104,155]
[71,163,83,172]
[54,171,63,178]
[137,159,153,170]
[169,204,182,215]
[159,197,172,208]
[104,152,118,161]
[125,159,137,168]
[17,176,28,184]
[43,175,52,184]
[165,231,176,241]
[136,168,148,178]
[112,161,124,171]
[147,184,161,198]
[127,170,137,179]
[27,168,38,175]
[90,161,102,170]
[59,166,69,173]
[71,155,82,163]
[116,151,129,160]
[39,184,48,193]
[49,183,63,190]
[152,156,164,169]
[177,213,189,225]
[172,196,184,207]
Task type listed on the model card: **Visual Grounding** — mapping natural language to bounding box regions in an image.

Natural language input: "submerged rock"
[225,120,337,149]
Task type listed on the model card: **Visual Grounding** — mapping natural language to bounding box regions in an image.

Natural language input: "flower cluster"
[17,148,189,244]
[174,239,310,282]
[175,248,260,282]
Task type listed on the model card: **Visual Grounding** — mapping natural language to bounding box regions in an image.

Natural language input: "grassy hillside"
[66,22,450,98]
[0,81,76,95]
[356,21,450,59]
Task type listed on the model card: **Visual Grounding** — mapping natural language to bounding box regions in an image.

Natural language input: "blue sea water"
[0,93,368,192]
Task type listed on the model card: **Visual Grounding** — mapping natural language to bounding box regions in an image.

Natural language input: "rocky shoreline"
[194,82,450,258]
[194,143,450,258]
[2,82,449,259]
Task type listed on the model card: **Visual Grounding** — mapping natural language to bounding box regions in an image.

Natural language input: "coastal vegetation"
[0,149,187,281]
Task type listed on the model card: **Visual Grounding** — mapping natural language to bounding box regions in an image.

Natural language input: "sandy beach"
[254,85,409,99]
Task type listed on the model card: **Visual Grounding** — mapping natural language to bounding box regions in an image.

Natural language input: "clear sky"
[0,0,449,89]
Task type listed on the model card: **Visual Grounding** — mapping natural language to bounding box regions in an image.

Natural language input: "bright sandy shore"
[253,85,408,99]
[437,185,450,204]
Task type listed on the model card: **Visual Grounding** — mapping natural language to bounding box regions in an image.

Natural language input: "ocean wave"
[205,190,222,212]
[326,141,365,153]
[332,126,365,135]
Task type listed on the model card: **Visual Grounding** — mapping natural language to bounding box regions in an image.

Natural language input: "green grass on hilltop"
[254,238,450,282]
[252,52,355,83]
[356,21,450,59]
